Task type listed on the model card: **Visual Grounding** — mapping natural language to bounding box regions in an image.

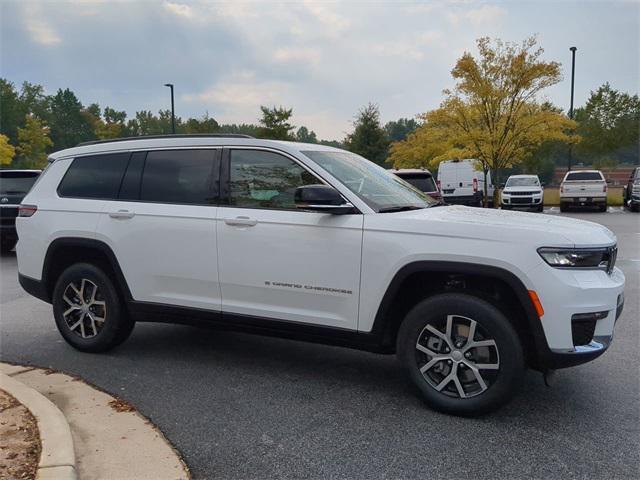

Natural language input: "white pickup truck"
[559,170,608,212]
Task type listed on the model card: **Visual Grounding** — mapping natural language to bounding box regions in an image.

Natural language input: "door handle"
[108,209,135,219]
[224,216,257,227]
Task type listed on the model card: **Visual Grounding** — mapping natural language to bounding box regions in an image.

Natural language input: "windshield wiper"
[0,190,26,194]
[378,205,425,213]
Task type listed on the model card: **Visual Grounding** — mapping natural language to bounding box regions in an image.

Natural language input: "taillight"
[472,178,478,193]
[437,180,441,190]
[603,184,608,193]
[18,204,37,217]
[560,185,564,193]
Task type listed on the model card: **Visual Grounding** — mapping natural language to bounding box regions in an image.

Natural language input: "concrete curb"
[0,372,77,480]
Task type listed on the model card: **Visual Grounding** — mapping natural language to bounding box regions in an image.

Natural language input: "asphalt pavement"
[1,210,638,479]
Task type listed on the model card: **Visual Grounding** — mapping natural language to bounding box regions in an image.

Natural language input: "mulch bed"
[0,389,41,480]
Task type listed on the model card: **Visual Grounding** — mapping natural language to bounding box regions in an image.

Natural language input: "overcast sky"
[1,0,638,139]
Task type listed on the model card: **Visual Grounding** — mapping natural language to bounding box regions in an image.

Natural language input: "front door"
[216,148,363,330]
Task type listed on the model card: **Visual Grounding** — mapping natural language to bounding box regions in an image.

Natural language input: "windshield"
[506,177,539,187]
[565,172,603,181]
[302,151,437,211]
[396,174,437,193]
[0,172,39,194]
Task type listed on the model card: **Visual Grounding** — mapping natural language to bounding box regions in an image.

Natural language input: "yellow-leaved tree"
[0,134,16,166]
[389,37,578,207]
[16,115,53,169]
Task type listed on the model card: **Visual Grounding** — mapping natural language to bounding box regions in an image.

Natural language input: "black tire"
[52,263,134,352]
[397,293,524,416]
[632,203,640,213]
[501,205,510,210]
[1,237,16,254]
[599,203,607,212]
[537,204,544,213]
[559,202,568,212]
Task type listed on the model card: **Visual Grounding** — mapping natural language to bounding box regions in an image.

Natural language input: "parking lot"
[1,210,638,479]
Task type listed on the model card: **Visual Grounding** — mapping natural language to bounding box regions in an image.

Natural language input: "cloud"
[22,3,61,46]
[448,4,507,27]
[163,1,193,19]
[372,31,442,60]
[272,47,322,65]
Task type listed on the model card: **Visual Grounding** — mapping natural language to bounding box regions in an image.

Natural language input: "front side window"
[229,150,319,209]
[140,150,215,204]
[58,153,130,199]
[302,150,438,211]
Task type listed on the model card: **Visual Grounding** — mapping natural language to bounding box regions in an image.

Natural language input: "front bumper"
[527,262,625,370]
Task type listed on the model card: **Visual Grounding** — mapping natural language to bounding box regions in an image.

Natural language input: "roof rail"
[76,133,254,147]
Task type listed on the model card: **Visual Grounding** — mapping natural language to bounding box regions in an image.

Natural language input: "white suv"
[16,135,625,415]
[501,174,544,212]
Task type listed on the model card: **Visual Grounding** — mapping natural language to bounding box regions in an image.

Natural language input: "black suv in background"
[623,166,640,212]
[0,170,41,253]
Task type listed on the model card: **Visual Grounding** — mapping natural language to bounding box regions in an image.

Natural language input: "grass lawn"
[542,187,623,206]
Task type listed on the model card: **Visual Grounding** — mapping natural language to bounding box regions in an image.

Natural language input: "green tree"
[389,37,577,206]
[344,103,389,165]
[258,106,295,140]
[384,118,419,142]
[295,126,318,143]
[95,106,127,139]
[49,88,95,149]
[574,83,640,166]
[184,113,219,134]
[16,115,53,168]
[0,79,26,145]
[0,134,16,166]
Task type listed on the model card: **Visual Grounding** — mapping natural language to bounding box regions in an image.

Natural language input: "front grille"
[511,197,532,204]
[572,319,597,346]
[509,191,539,196]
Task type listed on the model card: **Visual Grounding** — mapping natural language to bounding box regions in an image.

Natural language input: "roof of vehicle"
[47,135,343,162]
[564,169,603,174]
[388,168,433,175]
[0,169,42,174]
[506,174,539,179]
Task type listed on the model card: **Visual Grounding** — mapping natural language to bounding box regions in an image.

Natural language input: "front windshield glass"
[506,177,539,187]
[302,150,437,211]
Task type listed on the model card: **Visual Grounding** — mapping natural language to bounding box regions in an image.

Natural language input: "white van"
[437,159,494,207]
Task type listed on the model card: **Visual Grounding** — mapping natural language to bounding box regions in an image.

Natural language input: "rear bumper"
[560,196,606,205]
[18,273,50,303]
[442,193,484,206]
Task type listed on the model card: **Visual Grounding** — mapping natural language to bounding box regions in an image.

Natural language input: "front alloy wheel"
[397,293,524,416]
[415,314,499,399]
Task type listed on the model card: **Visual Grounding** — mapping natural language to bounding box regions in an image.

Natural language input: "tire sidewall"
[52,263,127,352]
[397,293,524,416]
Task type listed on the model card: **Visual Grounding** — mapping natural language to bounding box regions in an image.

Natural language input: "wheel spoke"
[451,369,467,398]
[89,312,105,323]
[419,356,446,374]
[473,362,500,370]
[445,315,453,341]
[63,305,81,316]
[88,313,98,336]
[467,319,477,343]
[425,325,452,348]
[69,282,81,298]
[68,316,84,332]
[434,372,455,392]
[416,343,440,357]
[63,294,78,307]
[467,364,488,393]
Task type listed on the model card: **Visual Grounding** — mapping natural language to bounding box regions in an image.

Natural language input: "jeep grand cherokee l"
[16,135,625,415]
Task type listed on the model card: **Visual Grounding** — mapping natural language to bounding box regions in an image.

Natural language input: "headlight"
[538,247,617,273]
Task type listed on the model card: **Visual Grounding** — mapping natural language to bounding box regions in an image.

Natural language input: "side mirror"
[294,185,355,214]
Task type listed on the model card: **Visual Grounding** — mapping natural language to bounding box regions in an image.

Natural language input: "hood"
[368,205,616,248]
[503,185,542,193]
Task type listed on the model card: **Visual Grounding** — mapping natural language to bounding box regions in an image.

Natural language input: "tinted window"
[140,150,215,204]
[397,174,437,192]
[58,153,130,199]
[565,172,604,181]
[229,150,319,209]
[119,152,146,200]
[0,171,40,195]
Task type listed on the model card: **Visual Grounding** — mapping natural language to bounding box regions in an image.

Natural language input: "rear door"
[96,149,221,311]
[216,147,363,329]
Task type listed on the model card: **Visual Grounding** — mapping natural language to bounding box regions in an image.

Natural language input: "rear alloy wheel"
[397,293,524,416]
[53,263,134,352]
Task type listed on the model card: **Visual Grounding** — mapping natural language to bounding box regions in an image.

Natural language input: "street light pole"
[568,47,577,171]
[164,83,175,134]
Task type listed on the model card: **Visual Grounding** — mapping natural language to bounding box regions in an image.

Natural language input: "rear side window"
[565,172,604,181]
[58,153,130,199]
[140,150,215,205]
